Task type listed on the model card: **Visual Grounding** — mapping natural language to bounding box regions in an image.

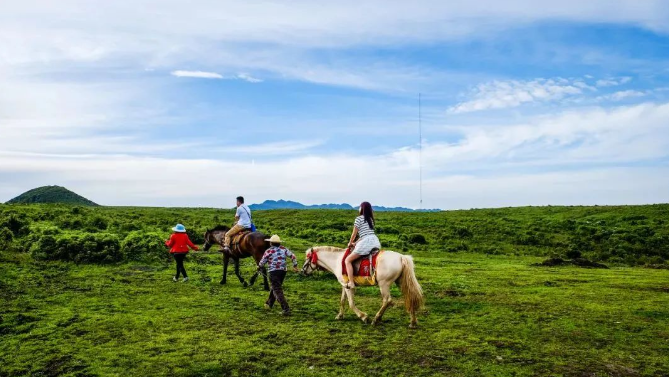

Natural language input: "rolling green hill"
[6,186,98,206]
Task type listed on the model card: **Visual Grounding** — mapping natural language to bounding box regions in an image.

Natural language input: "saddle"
[342,248,383,286]
[230,229,252,251]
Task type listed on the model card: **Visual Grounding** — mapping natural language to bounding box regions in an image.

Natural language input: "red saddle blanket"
[342,248,382,277]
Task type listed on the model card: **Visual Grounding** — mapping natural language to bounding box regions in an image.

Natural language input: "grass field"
[2,249,669,376]
[1,204,669,376]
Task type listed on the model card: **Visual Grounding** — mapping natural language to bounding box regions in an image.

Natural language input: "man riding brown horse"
[203,225,270,290]
[222,196,253,253]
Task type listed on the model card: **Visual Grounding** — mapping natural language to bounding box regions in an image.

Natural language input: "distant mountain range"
[6,186,99,206]
[3,187,439,211]
[249,199,439,212]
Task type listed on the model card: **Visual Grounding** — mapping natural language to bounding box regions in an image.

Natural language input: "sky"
[1,1,669,209]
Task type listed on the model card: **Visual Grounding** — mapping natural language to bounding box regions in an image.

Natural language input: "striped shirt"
[354,215,375,239]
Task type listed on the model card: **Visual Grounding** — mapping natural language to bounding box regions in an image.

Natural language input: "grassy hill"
[6,186,98,206]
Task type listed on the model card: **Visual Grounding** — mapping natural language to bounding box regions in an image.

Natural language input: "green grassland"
[1,204,669,376]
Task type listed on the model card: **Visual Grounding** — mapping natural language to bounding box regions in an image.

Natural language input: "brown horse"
[203,225,270,290]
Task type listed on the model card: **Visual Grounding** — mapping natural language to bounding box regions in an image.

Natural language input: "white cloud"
[448,78,592,114]
[236,73,263,83]
[171,70,223,79]
[2,101,669,208]
[596,76,632,87]
[597,89,647,102]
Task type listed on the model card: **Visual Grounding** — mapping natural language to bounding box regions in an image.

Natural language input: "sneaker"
[182,277,189,282]
[173,276,178,282]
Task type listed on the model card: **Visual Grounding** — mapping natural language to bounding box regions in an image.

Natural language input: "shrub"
[0,213,29,237]
[0,227,13,250]
[454,226,473,239]
[87,216,109,231]
[565,248,582,259]
[121,231,169,262]
[407,233,427,245]
[31,232,122,263]
[186,228,204,245]
[58,217,84,230]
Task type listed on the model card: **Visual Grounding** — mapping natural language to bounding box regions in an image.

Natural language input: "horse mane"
[311,246,346,252]
[209,225,230,232]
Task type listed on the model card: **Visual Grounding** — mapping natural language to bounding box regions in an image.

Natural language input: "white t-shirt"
[236,204,252,228]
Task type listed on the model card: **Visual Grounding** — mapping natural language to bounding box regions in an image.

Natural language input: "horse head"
[203,229,213,251]
[302,247,319,275]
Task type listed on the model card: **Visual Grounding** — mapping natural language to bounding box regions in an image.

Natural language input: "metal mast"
[419,93,423,211]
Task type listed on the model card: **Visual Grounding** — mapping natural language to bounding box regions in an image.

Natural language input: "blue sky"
[1,1,669,209]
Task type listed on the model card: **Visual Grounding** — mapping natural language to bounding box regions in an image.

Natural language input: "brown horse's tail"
[399,255,424,319]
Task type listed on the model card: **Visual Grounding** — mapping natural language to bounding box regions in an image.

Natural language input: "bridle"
[301,247,319,274]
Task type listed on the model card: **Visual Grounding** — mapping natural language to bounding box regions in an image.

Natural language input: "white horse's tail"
[399,255,424,317]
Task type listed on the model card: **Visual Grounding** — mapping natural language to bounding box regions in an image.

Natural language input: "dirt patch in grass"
[533,257,608,269]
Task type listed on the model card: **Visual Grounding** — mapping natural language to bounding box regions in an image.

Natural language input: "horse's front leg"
[335,288,347,320]
[220,255,229,285]
[371,282,393,326]
[344,286,368,323]
[233,258,248,287]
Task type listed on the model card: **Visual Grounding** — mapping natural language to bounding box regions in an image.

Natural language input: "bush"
[0,213,29,237]
[407,233,427,245]
[565,248,582,259]
[31,232,122,263]
[0,227,13,250]
[454,226,473,239]
[121,231,169,262]
[186,228,204,245]
[87,216,109,231]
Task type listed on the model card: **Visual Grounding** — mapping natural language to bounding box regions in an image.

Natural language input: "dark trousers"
[173,253,187,278]
[267,270,289,312]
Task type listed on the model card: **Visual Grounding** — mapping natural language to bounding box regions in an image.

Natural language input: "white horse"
[302,246,424,328]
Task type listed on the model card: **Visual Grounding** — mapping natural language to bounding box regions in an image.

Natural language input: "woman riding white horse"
[302,245,424,328]
[344,202,381,289]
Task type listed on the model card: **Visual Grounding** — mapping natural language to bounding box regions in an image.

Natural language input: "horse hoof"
[219,280,226,285]
[372,318,381,326]
[408,323,418,329]
[361,315,369,324]
[242,282,248,287]
[335,314,344,320]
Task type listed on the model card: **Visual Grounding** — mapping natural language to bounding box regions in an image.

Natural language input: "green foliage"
[121,231,169,262]
[0,226,13,250]
[30,232,122,263]
[1,203,668,266]
[0,212,29,237]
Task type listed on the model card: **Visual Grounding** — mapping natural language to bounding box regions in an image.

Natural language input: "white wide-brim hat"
[265,234,282,243]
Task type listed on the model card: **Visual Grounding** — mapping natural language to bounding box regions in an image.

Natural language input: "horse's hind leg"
[220,255,229,285]
[233,258,248,287]
[371,282,393,326]
[335,288,347,320]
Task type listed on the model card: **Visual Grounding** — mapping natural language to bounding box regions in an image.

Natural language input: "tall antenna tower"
[419,93,423,211]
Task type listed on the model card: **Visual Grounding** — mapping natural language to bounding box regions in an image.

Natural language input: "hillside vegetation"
[0,204,668,266]
[6,186,98,206]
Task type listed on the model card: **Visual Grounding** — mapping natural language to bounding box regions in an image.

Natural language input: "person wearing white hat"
[165,224,199,282]
[258,234,298,315]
